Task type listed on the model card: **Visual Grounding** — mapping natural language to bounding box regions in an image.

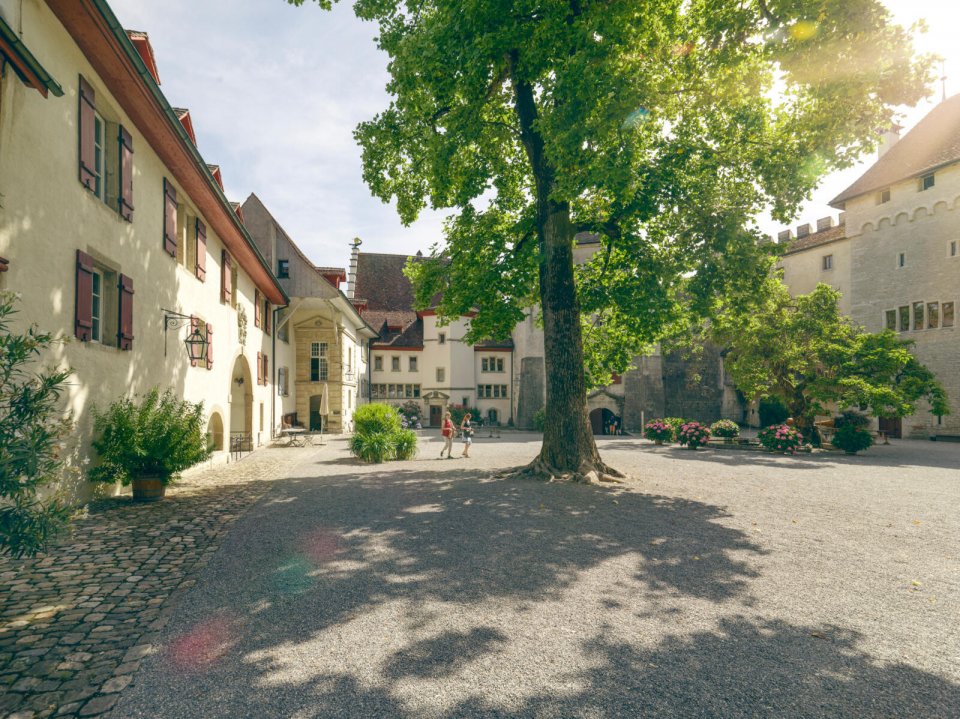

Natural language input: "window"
[388,384,397,399]
[877,188,890,204]
[278,367,289,396]
[822,254,833,271]
[91,269,103,342]
[477,384,508,399]
[277,259,290,278]
[436,367,445,382]
[347,347,352,372]
[374,355,383,371]
[184,213,197,273]
[438,333,446,344]
[885,310,896,331]
[391,356,400,371]
[897,252,906,269]
[493,384,501,398]
[920,173,935,191]
[913,301,924,330]
[92,111,105,200]
[898,305,910,332]
[481,357,504,372]
[927,302,939,329]
[310,342,328,381]
[409,356,417,371]
[949,241,958,258]
[347,390,351,409]
[943,302,955,328]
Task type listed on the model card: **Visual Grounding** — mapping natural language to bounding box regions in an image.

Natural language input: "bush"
[643,419,673,443]
[449,404,481,427]
[0,292,73,558]
[532,407,546,432]
[834,410,870,429]
[710,419,740,439]
[663,417,687,441]
[90,388,211,485]
[758,396,789,427]
[758,423,804,454]
[677,421,711,449]
[832,424,874,454]
[349,403,418,463]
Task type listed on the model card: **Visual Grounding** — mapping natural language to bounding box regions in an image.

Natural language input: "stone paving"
[0,447,308,719]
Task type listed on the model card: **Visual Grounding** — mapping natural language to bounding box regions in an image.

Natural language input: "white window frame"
[91,268,103,342]
[93,111,105,201]
[409,356,418,372]
[391,356,400,372]
[311,342,328,381]
[374,355,383,371]
[920,173,935,191]
[436,367,445,382]
[822,254,833,271]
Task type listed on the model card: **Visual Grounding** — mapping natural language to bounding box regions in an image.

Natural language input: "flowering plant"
[663,417,687,440]
[643,419,674,443]
[710,419,740,439]
[677,421,711,449]
[758,424,804,454]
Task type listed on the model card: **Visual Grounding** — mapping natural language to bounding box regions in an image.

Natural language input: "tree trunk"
[507,54,622,482]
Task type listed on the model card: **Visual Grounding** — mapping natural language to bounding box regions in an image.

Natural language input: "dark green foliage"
[532,408,546,433]
[710,419,740,439]
[759,397,790,428]
[0,292,72,558]
[90,389,211,485]
[448,404,481,428]
[663,417,687,441]
[349,403,419,463]
[832,424,874,454]
[835,410,870,429]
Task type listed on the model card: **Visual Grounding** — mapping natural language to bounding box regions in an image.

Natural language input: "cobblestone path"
[0,447,309,719]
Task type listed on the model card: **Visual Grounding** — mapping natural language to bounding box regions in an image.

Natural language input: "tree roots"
[496,456,626,484]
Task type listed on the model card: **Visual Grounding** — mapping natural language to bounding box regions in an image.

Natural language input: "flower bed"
[643,419,674,444]
[710,419,741,441]
[677,421,711,449]
[758,424,805,454]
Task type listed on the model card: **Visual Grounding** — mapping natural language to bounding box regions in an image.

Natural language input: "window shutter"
[163,179,178,257]
[205,323,213,370]
[257,351,263,385]
[118,126,134,221]
[195,219,206,281]
[117,274,134,351]
[254,289,261,328]
[264,302,271,334]
[263,354,269,387]
[190,316,200,366]
[75,249,94,341]
[78,77,97,191]
[221,250,232,304]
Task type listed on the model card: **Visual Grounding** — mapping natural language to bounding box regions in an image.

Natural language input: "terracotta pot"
[132,475,166,502]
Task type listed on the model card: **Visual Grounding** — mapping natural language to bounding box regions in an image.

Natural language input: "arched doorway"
[589,407,615,435]
[230,355,253,451]
[207,412,225,451]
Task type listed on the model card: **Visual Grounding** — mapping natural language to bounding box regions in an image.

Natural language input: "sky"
[111,0,960,268]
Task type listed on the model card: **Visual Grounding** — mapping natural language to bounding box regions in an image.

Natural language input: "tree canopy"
[710,282,949,432]
[290,0,931,478]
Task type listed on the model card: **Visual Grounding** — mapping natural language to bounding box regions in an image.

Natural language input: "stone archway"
[207,412,225,451]
[589,407,615,435]
[230,355,253,449]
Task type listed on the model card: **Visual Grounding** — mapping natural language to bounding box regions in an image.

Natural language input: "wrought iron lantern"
[163,309,209,362]
[184,326,208,363]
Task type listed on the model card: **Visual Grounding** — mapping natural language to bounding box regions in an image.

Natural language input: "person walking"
[460,412,473,458]
[440,412,455,458]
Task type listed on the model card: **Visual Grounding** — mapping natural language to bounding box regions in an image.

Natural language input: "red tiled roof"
[782,223,847,255]
[831,94,960,207]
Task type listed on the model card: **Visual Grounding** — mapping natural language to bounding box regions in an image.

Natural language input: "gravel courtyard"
[104,434,959,718]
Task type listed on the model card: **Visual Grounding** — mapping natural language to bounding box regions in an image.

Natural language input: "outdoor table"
[281,427,307,447]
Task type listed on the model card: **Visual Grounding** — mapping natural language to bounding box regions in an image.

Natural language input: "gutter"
[0,14,63,97]
[88,0,287,305]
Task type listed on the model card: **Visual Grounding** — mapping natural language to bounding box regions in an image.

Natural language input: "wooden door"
[878,416,902,439]
[430,405,442,427]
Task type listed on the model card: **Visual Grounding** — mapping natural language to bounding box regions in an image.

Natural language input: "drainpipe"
[510,345,515,427]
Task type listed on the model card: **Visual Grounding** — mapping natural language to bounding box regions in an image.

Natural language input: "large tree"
[291,0,930,480]
[710,282,949,437]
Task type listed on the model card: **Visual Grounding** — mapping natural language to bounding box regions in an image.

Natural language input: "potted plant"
[758,423,804,454]
[643,419,673,445]
[832,424,874,455]
[90,388,211,501]
[677,421,711,450]
[710,419,740,443]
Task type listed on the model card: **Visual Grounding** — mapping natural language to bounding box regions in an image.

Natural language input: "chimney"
[777,229,793,244]
[838,212,846,227]
[796,223,811,239]
[816,216,834,232]
[878,124,902,158]
[347,237,361,299]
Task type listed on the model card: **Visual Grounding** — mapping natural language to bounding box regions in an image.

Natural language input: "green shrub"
[643,419,673,443]
[710,419,740,439]
[532,407,546,432]
[834,410,870,429]
[90,388,210,485]
[393,429,418,460]
[353,403,402,436]
[758,397,789,427]
[349,403,419,463]
[663,417,687,441]
[677,421,711,449]
[832,424,874,454]
[449,404,481,427]
[0,292,73,558]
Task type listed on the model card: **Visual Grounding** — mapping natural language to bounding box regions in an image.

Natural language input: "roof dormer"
[125,30,160,85]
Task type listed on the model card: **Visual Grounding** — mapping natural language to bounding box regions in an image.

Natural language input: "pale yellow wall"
[0,1,277,499]
[779,237,852,316]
